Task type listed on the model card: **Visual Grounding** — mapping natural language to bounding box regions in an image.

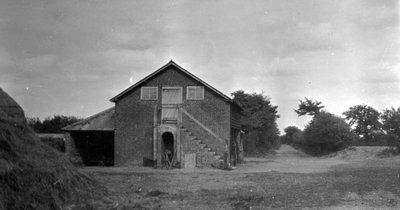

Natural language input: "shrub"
[281,126,302,145]
[243,128,280,156]
[301,112,354,156]
[346,133,386,146]
[291,131,305,149]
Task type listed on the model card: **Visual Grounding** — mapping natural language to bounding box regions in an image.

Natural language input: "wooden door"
[161,87,182,121]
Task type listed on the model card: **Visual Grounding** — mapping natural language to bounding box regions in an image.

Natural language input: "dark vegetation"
[343,105,381,144]
[294,97,325,116]
[232,90,280,155]
[27,115,82,153]
[301,112,355,155]
[283,98,400,156]
[28,115,82,133]
[0,89,104,210]
[280,126,302,145]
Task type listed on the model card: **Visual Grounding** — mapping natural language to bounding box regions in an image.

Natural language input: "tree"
[28,115,83,133]
[342,105,381,143]
[232,90,279,130]
[27,117,43,132]
[302,112,354,155]
[381,107,400,150]
[295,97,325,116]
[281,126,302,145]
[382,107,400,137]
[232,90,280,153]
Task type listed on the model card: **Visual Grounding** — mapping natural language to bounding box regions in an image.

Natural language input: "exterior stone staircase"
[181,127,224,168]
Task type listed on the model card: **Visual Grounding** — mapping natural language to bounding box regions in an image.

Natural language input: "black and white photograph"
[0,0,399,209]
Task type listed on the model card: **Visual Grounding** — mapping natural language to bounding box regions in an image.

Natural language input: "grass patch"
[378,147,400,158]
[244,167,400,208]
[85,164,400,209]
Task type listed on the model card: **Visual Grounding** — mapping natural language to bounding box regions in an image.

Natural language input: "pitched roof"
[62,107,115,131]
[110,60,240,108]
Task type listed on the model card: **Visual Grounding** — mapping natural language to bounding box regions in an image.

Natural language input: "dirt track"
[236,145,347,173]
[79,145,400,209]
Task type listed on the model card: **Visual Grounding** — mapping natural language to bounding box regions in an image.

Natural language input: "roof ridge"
[110,61,236,105]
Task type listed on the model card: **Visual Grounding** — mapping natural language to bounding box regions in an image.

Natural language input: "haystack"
[0,88,104,210]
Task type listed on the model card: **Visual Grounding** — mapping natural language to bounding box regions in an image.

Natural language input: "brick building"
[64,61,243,168]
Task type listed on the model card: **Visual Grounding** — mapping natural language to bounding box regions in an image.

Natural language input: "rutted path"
[81,145,400,209]
[235,144,347,173]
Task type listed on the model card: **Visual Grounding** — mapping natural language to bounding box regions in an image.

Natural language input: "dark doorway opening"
[162,132,174,165]
[71,131,114,166]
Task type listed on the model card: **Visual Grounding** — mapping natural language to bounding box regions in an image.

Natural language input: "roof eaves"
[110,60,237,105]
[110,61,174,102]
[170,61,234,103]
[62,107,114,131]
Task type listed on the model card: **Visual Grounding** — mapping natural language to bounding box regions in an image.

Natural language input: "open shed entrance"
[71,131,114,166]
[162,132,174,166]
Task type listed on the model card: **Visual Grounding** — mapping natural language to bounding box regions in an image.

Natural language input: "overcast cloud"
[0,0,399,131]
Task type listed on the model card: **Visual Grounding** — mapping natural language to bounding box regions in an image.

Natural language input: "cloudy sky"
[0,0,399,132]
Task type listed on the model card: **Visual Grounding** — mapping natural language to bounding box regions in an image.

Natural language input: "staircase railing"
[179,107,224,143]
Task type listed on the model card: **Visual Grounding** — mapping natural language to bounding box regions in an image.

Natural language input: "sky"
[0,0,399,132]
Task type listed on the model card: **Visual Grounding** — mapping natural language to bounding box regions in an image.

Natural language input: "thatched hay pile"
[0,88,104,210]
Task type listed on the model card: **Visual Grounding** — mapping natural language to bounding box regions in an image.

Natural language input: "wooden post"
[237,131,243,163]
[176,106,181,164]
[226,136,230,167]
[153,106,158,167]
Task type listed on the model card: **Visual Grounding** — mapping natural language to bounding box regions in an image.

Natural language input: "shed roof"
[110,60,241,108]
[62,107,115,131]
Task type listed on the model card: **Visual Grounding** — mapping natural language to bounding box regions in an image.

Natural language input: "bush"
[243,128,280,156]
[346,132,400,147]
[281,126,302,145]
[291,132,305,149]
[301,112,354,156]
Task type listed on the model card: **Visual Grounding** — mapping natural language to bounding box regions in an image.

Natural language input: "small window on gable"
[187,86,204,100]
[141,87,158,100]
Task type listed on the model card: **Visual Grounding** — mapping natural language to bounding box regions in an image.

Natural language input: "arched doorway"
[162,132,174,167]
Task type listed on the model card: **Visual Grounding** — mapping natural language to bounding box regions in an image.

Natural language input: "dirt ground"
[77,145,400,210]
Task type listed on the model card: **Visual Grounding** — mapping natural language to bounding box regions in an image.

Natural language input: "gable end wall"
[114,66,231,165]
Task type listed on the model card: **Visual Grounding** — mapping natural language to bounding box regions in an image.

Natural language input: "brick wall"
[114,92,155,166]
[114,66,232,165]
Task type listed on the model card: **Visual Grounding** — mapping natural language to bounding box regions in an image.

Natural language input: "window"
[141,87,158,100]
[187,86,204,100]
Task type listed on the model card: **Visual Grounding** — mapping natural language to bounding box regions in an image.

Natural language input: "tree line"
[282,98,400,155]
[28,115,83,133]
[27,93,400,157]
